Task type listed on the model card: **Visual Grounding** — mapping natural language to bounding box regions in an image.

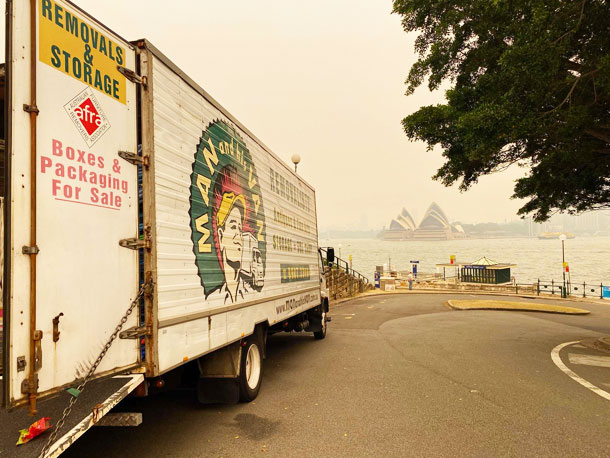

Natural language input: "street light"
[291,154,301,173]
[559,233,567,298]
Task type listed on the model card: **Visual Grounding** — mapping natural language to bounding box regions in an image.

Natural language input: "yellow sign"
[562,262,568,268]
[38,0,127,104]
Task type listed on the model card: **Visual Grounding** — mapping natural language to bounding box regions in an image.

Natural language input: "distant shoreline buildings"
[318,208,610,241]
[379,203,467,241]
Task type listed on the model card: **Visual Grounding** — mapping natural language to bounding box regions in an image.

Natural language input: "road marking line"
[551,341,610,402]
[571,344,586,349]
[568,354,610,368]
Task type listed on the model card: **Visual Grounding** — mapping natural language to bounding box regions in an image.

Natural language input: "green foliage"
[393,0,610,221]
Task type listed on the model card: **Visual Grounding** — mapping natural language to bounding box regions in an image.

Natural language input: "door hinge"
[119,151,149,169]
[53,313,64,343]
[23,104,39,114]
[17,356,27,372]
[33,330,43,372]
[21,374,39,394]
[117,66,147,86]
[119,237,151,250]
[22,245,40,255]
[119,325,152,340]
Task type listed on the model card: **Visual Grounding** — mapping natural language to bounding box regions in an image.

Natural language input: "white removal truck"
[1,1,331,456]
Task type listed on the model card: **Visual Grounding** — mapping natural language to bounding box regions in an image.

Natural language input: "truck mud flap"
[0,374,143,458]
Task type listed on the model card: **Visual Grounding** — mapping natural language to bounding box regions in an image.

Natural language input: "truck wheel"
[239,337,263,402]
[313,312,327,340]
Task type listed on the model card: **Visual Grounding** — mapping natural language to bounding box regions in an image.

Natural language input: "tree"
[392,0,610,221]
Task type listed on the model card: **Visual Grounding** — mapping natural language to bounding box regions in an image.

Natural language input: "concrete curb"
[331,287,610,306]
[329,289,542,309]
[447,299,590,315]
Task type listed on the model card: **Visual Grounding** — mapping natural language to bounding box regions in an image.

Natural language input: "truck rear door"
[4,0,140,407]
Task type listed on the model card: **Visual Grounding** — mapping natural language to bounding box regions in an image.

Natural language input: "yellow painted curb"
[447,300,590,315]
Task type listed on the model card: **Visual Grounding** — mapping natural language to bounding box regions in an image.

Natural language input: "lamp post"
[291,154,301,173]
[559,234,567,298]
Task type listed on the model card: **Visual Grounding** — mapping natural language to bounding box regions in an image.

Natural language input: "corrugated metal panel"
[150,53,320,373]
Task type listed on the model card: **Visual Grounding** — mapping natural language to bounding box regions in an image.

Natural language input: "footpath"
[330,284,610,315]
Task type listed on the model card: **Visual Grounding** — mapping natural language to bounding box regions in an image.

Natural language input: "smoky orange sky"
[58,0,527,228]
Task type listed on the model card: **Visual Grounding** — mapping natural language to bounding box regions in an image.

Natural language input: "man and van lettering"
[65,87,110,147]
[276,293,319,314]
[189,121,267,304]
[273,235,315,254]
[280,264,311,283]
[269,167,312,213]
[39,138,129,210]
[39,0,127,103]
[273,207,312,235]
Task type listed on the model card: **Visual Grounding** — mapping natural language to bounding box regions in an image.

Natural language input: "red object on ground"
[16,417,52,445]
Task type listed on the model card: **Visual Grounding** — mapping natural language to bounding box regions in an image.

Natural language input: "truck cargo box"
[2,2,327,455]
[135,40,322,377]
[2,0,325,414]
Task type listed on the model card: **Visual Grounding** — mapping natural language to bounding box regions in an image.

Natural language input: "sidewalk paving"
[339,286,610,305]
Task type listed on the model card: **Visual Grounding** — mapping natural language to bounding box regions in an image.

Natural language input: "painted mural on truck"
[189,120,267,303]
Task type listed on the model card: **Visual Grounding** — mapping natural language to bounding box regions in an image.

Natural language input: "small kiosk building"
[460,257,515,285]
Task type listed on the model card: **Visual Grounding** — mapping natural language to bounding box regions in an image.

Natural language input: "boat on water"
[538,232,575,240]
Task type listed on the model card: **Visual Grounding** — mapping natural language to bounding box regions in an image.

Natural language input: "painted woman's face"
[219,206,243,264]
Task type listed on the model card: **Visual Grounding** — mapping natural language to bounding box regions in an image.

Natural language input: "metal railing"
[536,279,607,299]
[319,247,371,285]
[458,279,608,299]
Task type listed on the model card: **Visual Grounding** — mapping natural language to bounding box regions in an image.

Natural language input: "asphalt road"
[63,293,610,458]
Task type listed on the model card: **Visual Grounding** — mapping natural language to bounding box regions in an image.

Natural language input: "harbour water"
[320,236,610,286]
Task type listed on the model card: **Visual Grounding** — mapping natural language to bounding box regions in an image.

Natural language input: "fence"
[404,274,608,299]
[319,247,372,300]
[319,247,370,285]
[534,279,608,299]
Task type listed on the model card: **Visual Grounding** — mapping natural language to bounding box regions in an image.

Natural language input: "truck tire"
[313,311,327,340]
[239,336,263,402]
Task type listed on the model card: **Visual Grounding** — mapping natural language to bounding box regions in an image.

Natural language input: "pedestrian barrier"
[319,247,372,300]
[535,279,608,299]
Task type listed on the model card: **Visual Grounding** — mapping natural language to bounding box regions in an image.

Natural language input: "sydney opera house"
[380,202,467,241]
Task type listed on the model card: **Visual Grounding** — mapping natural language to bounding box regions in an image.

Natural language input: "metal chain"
[38,280,151,458]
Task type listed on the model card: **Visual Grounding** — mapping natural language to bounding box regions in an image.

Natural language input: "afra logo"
[189,120,267,305]
[64,87,111,147]
[75,98,102,135]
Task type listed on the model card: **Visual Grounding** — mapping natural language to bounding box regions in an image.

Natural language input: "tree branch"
[576,0,587,30]
[544,77,581,114]
[553,0,587,44]
[544,69,598,114]
[563,59,583,72]
[586,129,610,144]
